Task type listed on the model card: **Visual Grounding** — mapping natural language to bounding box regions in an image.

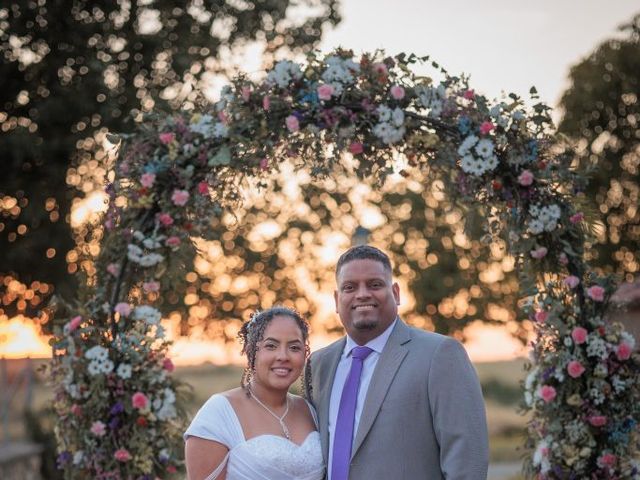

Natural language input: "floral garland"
[50,49,640,479]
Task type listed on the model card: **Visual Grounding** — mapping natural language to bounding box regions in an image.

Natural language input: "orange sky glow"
[0,313,528,365]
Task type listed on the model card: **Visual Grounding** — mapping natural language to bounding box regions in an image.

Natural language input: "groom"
[306,245,489,479]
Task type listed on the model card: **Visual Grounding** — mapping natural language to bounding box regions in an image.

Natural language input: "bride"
[184,307,324,480]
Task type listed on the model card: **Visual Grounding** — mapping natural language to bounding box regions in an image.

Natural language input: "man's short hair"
[336,245,393,277]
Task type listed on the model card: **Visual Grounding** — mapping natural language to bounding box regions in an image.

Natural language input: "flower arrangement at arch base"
[48,48,640,479]
[49,304,188,478]
[523,277,640,479]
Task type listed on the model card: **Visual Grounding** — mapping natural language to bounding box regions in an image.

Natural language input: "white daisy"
[376,105,392,122]
[116,363,132,379]
[457,135,478,156]
[391,107,405,127]
[474,138,494,158]
[528,219,545,235]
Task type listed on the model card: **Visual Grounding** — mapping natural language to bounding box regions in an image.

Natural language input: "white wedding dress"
[185,394,325,480]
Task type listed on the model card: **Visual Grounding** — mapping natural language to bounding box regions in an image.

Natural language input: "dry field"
[2,357,530,466]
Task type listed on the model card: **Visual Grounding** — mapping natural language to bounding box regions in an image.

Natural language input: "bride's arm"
[185,436,229,480]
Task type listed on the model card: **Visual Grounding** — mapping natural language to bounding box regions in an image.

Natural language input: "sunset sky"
[2,1,638,364]
[319,1,639,111]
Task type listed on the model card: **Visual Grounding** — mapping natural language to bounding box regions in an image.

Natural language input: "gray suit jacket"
[306,320,489,479]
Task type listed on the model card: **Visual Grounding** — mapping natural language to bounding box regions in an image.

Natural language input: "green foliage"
[0,0,340,317]
[558,13,640,277]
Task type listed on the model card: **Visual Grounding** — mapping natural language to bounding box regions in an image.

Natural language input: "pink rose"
[67,316,82,333]
[530,246,548,259]
[587,285,605,302]
[588,415,607,427]
[564,276,580,289]
[517,170,534,186]
[165,236,181,248]
[569,212,584,224]
[143,281,160,293]
[241,86,251,102]
[159,132,175,145]
[197,182,209,195]
[70,404,82,416]
[479,121,495,135]
[317,84,335,101]
[158,213,174,227]
[260,158,269,171]
[372,62,388,77]
[140,172,156,188]
[171,189,189,207]
[163,358,175,372]
[463,89,475,100]
[571,327,588,344]
[539,385,556,403]
[114,302,132,317]
[132,392,149,410]
[390,85,405,100]
[285,115,300,132]
[262,95,270,111]
[114,448,132,462]
[534,311,548,323]
[106,263,120,277]
[567,360,585,378]
[349,142,364,155]
[617,342,633,361]
[597,453,617,469]
[91,421,106,437]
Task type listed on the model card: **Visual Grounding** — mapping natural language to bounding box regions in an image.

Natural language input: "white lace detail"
[239,432,323,476]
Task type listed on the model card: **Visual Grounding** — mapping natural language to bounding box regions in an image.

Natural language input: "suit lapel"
[351,320,411,457]
[317,338,345,461]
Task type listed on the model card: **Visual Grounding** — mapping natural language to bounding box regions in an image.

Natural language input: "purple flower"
[110,401,124,415]
[109,417,120,431]
[57,451,72,469]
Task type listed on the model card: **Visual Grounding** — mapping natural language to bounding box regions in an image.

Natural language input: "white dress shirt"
[327,318,398,479]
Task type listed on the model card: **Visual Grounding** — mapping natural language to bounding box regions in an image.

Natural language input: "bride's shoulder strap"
[203,451,231,480]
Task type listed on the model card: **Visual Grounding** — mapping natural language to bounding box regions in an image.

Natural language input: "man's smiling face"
[334,258,400,345]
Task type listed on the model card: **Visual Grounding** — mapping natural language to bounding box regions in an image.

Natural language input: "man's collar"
[344,317,399,357]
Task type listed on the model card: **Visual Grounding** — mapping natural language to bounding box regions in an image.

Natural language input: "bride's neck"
[248,381,288,408]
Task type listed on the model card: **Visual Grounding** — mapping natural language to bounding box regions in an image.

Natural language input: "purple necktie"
[331,346,373,480]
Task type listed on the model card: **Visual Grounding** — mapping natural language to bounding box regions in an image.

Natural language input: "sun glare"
[0,315,52,359]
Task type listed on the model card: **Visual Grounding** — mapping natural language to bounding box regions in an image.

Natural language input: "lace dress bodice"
[185,394,325,480]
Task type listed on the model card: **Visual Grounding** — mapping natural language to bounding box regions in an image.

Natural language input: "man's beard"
[353,318,378,330]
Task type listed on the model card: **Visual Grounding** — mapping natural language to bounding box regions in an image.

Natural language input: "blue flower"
[458,116,472,135]
[299,90,319,105]
[527,140,539,161]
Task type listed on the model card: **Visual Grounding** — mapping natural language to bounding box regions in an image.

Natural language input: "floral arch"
[50,50,640,479]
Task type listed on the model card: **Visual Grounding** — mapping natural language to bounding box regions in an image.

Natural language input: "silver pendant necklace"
[249,388,291,440]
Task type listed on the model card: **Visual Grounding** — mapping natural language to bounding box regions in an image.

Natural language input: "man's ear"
[334,290,339,313]
[393,282,400,305]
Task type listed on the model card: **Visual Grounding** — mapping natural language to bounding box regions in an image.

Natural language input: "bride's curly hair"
[238,306,311,395]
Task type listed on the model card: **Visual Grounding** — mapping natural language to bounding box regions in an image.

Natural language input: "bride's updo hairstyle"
[238,306,310,392]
